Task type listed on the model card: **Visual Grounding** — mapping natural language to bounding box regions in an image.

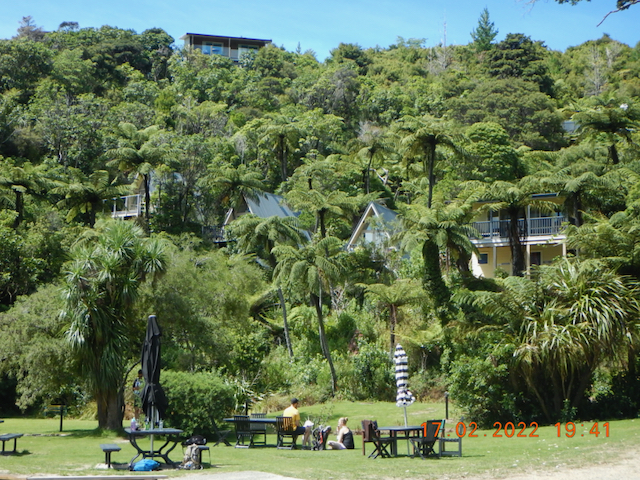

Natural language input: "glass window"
[202,42,223,55]
[478,253,488,264]
[239,44,259,56]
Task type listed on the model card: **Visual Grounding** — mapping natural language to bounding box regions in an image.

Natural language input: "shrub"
[162,370,235,438]
[350,342,395,401]
[447,355,518,428]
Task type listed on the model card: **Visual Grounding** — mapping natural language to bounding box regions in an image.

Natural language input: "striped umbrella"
[395,344,415,455]
[394,344,415,408]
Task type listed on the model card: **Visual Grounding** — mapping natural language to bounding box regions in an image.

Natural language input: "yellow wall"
[474,244,565,278]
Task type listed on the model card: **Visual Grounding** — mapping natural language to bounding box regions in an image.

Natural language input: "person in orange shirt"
[283,398,311,447]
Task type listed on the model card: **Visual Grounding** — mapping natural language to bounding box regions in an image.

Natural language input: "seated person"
[328,417,354,450]
[283,397,311,447]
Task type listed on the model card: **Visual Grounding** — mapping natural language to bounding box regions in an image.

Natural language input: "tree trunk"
[13,191,23,229]
[389,304,397,359]
[96,388,125,430]
[422,239,451,316]
[279,135,287,181]
[425,140,436,209]
[319,210,327,239]
[311,291,337,396]
[609,143,619,165]
[508,207,526,276]
[143,173,151,220]
[278,287,294,358]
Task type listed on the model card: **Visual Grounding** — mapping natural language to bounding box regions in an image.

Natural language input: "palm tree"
[460,258,640,422]
[107,123,166,221]
[0,159,53,229]
[51,168,128,227]
[229,214,304,358]
[259,115,301,182]
[402,199,480,275]
[354,122,394,194]
[572,96,640,165]
[286,188,362,239]
[536,164,605,228]
[62,220,167,429]
[272,236,345,395]
[481,178,557,276]
[400,199,479,321]
[514,259,640,421]
[395,115,468,208]
[205,164,265,211]
[362,279,424,358]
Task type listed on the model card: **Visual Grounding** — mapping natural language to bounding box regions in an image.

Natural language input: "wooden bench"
[0,433,23,454]
[99,443,121,468]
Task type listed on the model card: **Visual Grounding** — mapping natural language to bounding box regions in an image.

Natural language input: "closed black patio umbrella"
[141,314,168,426]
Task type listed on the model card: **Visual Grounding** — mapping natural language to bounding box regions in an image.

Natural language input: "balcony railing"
[202,225,227,243]
[110,194,143,218]
[472,215,566,239]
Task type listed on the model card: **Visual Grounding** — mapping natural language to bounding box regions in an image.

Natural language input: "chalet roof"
[180,33,272,43]
[346,201,399,250]
[246,192,299,219]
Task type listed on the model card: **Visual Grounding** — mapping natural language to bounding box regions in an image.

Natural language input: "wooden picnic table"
[376,425,423,456]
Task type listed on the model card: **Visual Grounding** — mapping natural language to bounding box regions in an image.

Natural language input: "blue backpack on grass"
[132,458,160,471]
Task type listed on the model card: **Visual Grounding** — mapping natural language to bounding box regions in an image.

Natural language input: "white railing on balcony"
[472,215,566,239]
[110,194,143,219]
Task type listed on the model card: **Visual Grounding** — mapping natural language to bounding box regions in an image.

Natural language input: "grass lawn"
[1,402,638,479]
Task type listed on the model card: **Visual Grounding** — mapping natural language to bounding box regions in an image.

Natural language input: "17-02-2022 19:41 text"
[427,421,610,438]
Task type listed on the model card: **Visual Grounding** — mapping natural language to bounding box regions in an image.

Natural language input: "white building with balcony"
[470,193,568,278]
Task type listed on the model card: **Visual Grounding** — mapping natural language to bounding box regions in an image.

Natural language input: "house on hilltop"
[180,33,271,62]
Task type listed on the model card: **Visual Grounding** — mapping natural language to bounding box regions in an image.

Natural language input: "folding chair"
[410,420,442,459]
[250,412,268,446]
[362,420,392,458]
[276,416,297,449]
[211,419,232,446]
[233,415,255,448]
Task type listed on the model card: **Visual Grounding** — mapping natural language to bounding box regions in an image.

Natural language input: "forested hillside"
[1,13,640,430]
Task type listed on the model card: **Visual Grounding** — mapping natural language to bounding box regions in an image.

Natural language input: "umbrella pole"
[150,406,156,455]
[404,406,410,456]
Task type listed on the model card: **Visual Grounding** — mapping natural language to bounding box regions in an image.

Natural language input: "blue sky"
[1,0,638,60]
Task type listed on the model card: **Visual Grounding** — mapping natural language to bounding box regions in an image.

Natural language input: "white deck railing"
[472,215,566,239]
[110,194,143,218]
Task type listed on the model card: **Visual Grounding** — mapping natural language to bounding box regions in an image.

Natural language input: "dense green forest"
[1,12,640,432]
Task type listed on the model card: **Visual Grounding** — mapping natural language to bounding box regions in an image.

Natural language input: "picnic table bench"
[99,443,121,468]
[0,433,23,454]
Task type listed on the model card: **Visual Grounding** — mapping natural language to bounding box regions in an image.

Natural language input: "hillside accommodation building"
[470,194,567,278]
[180,33,271,62]
[346,202,400,251]
[348,196,568,278]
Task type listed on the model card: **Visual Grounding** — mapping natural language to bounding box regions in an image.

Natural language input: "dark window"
[530,252,541,266]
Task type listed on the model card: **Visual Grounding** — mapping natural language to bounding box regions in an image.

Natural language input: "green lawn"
[1,402,637,479]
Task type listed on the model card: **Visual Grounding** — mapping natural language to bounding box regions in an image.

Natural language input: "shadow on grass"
[1,450,31,456]
[30,427,129,439]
